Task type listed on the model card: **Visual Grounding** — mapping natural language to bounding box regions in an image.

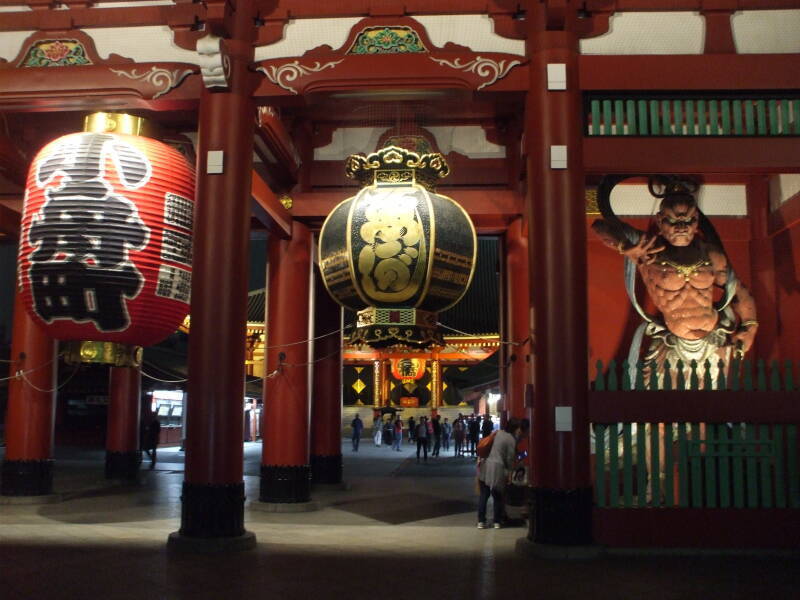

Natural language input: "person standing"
[141,416,161,470]
[407,415,416,444]
[426,415,434,452]
[441,417,452,453]
[476,417,522,529]
[431,414,442,457]
[467,415,479,456]
[481,414,494,439]
[392,417,403,451]
[453,417,466,456]
[373,413,383,446]
[415,416,429,463]
[351,414,364,451]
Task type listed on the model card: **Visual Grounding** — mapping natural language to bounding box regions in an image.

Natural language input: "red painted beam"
[253,108,300,192]
[585,0,799,9]
[584,138,800,174]
[580,55,800,91]
[251,169,292,239]
[0,3,202,32]
[290,189,523,232]
[588,391,800,424]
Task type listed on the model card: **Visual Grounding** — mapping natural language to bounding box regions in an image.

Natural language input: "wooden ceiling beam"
[0,3,203,32]
[580,55,800,91]
[251,169,292,239]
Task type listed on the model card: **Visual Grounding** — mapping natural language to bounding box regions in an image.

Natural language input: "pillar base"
[310,453,342,484]
[1,459,54,496]
[105,450,142,480]
[515,537,601,560]
[528,486,593,545]
[178,481,246,538]
[259,465,311,503]
[167,530,256,554]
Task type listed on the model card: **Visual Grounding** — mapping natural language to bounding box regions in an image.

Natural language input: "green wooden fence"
[587,97,800,136]
[591,358,800,510]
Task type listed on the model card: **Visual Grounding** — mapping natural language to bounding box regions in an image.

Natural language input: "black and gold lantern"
[318,145,476,348]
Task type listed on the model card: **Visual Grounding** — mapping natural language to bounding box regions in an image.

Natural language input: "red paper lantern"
[390,357,425,381]
[18,131,195,347]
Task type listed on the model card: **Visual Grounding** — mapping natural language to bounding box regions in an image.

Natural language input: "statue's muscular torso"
[639,239,726,340]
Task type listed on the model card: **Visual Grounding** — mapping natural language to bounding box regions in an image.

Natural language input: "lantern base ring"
[63,341,143,367]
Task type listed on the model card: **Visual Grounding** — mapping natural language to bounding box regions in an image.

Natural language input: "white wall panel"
[580,12,704,55]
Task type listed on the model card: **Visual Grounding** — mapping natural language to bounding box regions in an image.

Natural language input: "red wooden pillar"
[170,1,258,548]
[746,175,776,361]
[105,366,142,480]
[310,268,343,484]
[525,16,592,545]
[504,217,531,420]
[1,289,57,496]
[261,221,313,502]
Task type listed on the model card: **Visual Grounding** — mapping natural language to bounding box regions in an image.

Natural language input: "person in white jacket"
[476,417,522,529]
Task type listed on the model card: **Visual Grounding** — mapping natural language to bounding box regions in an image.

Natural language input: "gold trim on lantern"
[64,341,142,367]
[345,146,449,192]
[83,112,152,137]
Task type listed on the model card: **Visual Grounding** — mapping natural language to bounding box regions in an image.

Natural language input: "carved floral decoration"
[20,39,92,67]
[347,26,427,54]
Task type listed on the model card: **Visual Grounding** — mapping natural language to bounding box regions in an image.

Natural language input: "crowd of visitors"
[350,412,501,460]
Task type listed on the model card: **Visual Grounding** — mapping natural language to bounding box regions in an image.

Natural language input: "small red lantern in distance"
[391,357,425,381]
[18,130,195,347]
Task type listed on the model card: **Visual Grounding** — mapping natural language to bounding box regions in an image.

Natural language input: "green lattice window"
[586,93,800,137]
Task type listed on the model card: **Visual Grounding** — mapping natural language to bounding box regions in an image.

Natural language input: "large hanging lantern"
[18,113,195,365]
[319,145,476,348]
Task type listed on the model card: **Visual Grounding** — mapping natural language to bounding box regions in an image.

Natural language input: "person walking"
[441,417,452,453]
[141,416,161,469]
[351,414,364,451]
[415,416,429,463]
[476,417,522,529]
[392,417,404,451]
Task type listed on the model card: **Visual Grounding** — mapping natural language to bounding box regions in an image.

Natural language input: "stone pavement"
[0,439,797,600]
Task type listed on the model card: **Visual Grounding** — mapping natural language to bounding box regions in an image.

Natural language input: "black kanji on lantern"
[27,133,150,332]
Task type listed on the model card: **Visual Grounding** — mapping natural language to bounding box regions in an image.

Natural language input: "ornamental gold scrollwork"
[345,146,449,190]
[109,66,194,99]
[257,59,344,94]
[429,55,522,90]
[357,188,427,303]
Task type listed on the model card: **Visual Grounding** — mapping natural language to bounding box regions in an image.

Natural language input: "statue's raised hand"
[621,235,664,265]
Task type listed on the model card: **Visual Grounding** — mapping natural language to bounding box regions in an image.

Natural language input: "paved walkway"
[1,440,797,600]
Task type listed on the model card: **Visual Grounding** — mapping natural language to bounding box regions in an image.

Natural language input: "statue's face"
[657,203,698,247]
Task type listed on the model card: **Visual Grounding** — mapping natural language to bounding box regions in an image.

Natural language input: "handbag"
[476,431,496,458]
